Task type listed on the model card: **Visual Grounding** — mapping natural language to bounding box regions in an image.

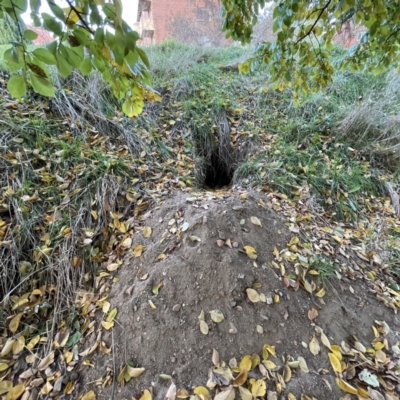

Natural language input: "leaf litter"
[1,77,400,400]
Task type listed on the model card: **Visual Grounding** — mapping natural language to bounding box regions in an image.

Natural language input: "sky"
[23,0,139,28]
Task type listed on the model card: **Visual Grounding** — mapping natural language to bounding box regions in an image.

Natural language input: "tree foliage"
[0,11,26,45]
[2,0,160,116]
[222,0,400,100]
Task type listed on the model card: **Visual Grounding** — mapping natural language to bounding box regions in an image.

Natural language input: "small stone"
[229,301,237,308]
[172,304,181,312]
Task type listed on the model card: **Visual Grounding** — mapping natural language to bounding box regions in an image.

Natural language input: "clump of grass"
[309,256,340,286]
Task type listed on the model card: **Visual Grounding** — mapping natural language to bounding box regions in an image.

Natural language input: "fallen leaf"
[328,353,342,373]
[212,348,219,367]
[250,216,262,227]
[309,336,320,356]
[142,226,152,238]
[193,386,210,400]
[244,245,257,260]
[283,365,292,382]
[246,288,260,303]
[238,386,252,400]
[239,355,252,371]
[210,310,224,323]
[9,313,23,333]
[189,235,201,242]
[335,378,357,394]
[308,308,318,320]
[81,390,96,400]
[5,384,25,400]
[166,381,176,400]
[121,237,132,249]
[133,245,146,257]
[0,381,12,396]
[251,379,266,397]
[298,357,309,373]
[200,320,208,335]
[139,389,152,400]
[37,351,54,370]
[256,325,263,334]
[233,369,247,387]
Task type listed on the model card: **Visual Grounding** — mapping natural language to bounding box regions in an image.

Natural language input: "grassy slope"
[1,41,400,397]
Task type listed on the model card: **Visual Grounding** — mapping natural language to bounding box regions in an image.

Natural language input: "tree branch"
[295,0,332,45]
[65,0,94,34]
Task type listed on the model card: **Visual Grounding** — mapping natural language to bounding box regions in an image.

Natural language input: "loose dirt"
[80,190,399,400]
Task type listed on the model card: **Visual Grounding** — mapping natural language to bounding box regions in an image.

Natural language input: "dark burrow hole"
[204,149,234,189]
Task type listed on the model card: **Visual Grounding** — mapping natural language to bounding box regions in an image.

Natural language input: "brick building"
[333,21,366,48]
[133,0,223,45]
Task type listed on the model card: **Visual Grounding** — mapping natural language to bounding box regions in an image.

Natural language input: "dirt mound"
[80,190,399,400]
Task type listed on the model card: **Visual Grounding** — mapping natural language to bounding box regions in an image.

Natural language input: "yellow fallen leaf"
[251,379,266,397]
[133,245,146,257]
[139,389,152,400]
[101,320,114,330]
[0,381,12,396]
[210,310,224,323]
[193,386,210,400]
[9,313,23,333]
[239,355,252,371]
[263,344,276,358]
[149,300,156,309]
[283,365,292,382]
[331,345,343,361]
[246,288,260,303]
[106,308,118,322]
[107,263,120,271]
[143,226,152,238]
[12,336,25,355]
[298,357,309,373]
[335,378,357,394]
[244,245,257,260]
[121,237,132,249]
[263,360,276,369]
[81,390,96,400]
[5,384,25,400]
[315,288,326,297]
[328,353,342,373]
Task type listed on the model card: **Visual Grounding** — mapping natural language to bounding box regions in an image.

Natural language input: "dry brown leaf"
[37,351,54,370]
[133,245,146,257]
[308,308,318,320]
[233,369,248,387]
[212,348,219,367]
[214,387,235,400]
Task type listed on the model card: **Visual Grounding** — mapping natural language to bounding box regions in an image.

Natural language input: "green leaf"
[33,48,57,64]
[30,73,55,97]
[7,75,27,98]
[24,29,39,40]
[48,0,66,20]
[80,57,92,76]
[136,47,150,68]
[56,53,71,77]
[42,13,63,36]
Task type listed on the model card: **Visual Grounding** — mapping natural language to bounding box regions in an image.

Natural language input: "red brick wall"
[151,0,222,43]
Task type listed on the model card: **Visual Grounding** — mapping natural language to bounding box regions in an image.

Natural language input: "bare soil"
[80,190,399,400]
